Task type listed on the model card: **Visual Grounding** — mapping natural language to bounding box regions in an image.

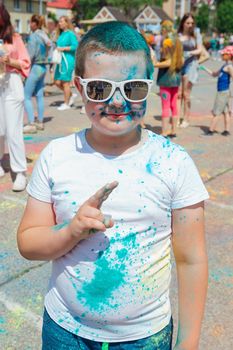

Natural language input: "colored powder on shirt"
[78,256,126,312]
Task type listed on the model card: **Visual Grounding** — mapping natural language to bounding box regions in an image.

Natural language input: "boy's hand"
[67,181,118,240]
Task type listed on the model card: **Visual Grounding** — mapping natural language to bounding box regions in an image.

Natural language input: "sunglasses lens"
[86,81,112,101]
[124,81,149,101]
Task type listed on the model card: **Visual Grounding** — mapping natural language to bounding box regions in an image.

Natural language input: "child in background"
[17,22,209,350]
[155,20,183,138]
[201,46,233,136]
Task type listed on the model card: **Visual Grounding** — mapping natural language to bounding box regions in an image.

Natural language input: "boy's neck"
[86,127,145,156]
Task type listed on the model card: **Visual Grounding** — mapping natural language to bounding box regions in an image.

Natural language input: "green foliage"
[47,11,58,22]
[216,0,233,33]
[195,4,209,32]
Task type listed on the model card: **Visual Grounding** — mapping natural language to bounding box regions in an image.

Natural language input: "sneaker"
[180,120,190,128]
[80,106,86,114]
[12,172,27,192]
[57,103,71,111]
[221,130,230,136]
[34,121,44,131]
[23,124,37,134]
[69,93,77,106]
[204,130,214,136]
[168,133,177,138]
[0,165,5,178]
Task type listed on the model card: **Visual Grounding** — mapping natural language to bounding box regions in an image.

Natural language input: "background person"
[201,46,233,136]
[54,16,78,111]
[155,20,183,138]
[0,3,30,191]
[47,17,58,86]
[178,13,203,128]
[23,14,51,134]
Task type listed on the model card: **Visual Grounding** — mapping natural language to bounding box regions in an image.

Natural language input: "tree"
[72,0,107,21]
[195,4,209,32]
[216,0,233,33]
[107,0,163,18]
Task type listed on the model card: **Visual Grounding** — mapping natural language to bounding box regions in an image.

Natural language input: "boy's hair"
[75,21,154,79]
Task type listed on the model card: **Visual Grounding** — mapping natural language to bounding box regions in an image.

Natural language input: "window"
[26,0,33,13]
[14,19,21,33]
[14,0,20,10]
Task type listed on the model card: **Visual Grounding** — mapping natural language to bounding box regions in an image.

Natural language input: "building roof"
[47,0,74,9]
[150,6,172,22]
[134,5,172,23]
[105,6,130,22]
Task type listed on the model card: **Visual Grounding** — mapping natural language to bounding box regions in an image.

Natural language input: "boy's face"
[76,51,148,136]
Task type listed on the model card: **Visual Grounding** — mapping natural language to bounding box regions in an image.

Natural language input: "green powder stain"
[64,190,69,194]
[78,256,125,312]
[116,248,128,259]
[118,169,123,174]
[53,220,70,231]
[72,201,76,205]
[23,136,33,141]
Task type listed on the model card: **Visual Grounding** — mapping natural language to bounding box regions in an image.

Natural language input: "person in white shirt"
[18,21,209,350]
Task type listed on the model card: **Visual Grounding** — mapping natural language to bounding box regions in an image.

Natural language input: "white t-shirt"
[27,129,209,342]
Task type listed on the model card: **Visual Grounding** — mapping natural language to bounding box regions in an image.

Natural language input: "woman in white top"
[178,13,202,128]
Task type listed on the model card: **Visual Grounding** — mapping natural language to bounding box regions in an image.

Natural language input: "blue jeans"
[24,64,46,123]
[42,309,173,350]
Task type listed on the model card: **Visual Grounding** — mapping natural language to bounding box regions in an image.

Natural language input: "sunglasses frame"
[77,77,154,103]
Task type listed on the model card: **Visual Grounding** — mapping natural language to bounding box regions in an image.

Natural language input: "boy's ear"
[74,77,82,94]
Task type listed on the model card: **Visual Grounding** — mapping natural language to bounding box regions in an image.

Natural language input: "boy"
[202,45,233,136]
[17,22,209,350]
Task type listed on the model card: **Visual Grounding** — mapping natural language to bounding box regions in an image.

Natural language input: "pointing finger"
[86,181,118,208]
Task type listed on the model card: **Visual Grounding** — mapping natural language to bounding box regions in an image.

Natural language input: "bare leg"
[177,84,183,125]
[209,115,220,131]
[162,117,170,136]
[183,79,193,123]
[223,111,230,132]
[171,117,178,134]
[54,80,64,92]
[63,82,72,105]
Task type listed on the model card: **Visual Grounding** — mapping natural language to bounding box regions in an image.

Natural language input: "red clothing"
[5,33,31,78]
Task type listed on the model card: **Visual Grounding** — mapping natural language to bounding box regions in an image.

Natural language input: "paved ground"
[0,59,233,349]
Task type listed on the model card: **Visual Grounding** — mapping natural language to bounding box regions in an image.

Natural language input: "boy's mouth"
[106,112,131,121]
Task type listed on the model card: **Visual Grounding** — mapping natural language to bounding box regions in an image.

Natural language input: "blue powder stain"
[72,201,76,205]
[64,190,69,194]
[125,65,138,80]
[118,169,123,174]
[77,256,125,312]
[146,163,153,175]
[115,120,120,124]
[126,115,132,122]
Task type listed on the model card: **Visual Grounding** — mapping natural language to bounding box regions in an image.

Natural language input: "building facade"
[4,0,46,34]
[163,0,191,20]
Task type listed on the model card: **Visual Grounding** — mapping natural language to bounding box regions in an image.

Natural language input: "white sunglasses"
[77,77,153,103]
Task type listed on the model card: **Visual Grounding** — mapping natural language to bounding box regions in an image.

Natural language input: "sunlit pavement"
[0,59,232,349]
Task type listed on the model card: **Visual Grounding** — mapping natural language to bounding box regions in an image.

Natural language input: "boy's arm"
[17,182,118,261]
[172,201,208,350]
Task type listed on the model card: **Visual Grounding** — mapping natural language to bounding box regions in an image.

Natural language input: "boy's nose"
[108,88,127,108]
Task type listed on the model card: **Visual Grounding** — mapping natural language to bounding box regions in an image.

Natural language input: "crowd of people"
[0,2,232,193]
[0,3,79,190]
